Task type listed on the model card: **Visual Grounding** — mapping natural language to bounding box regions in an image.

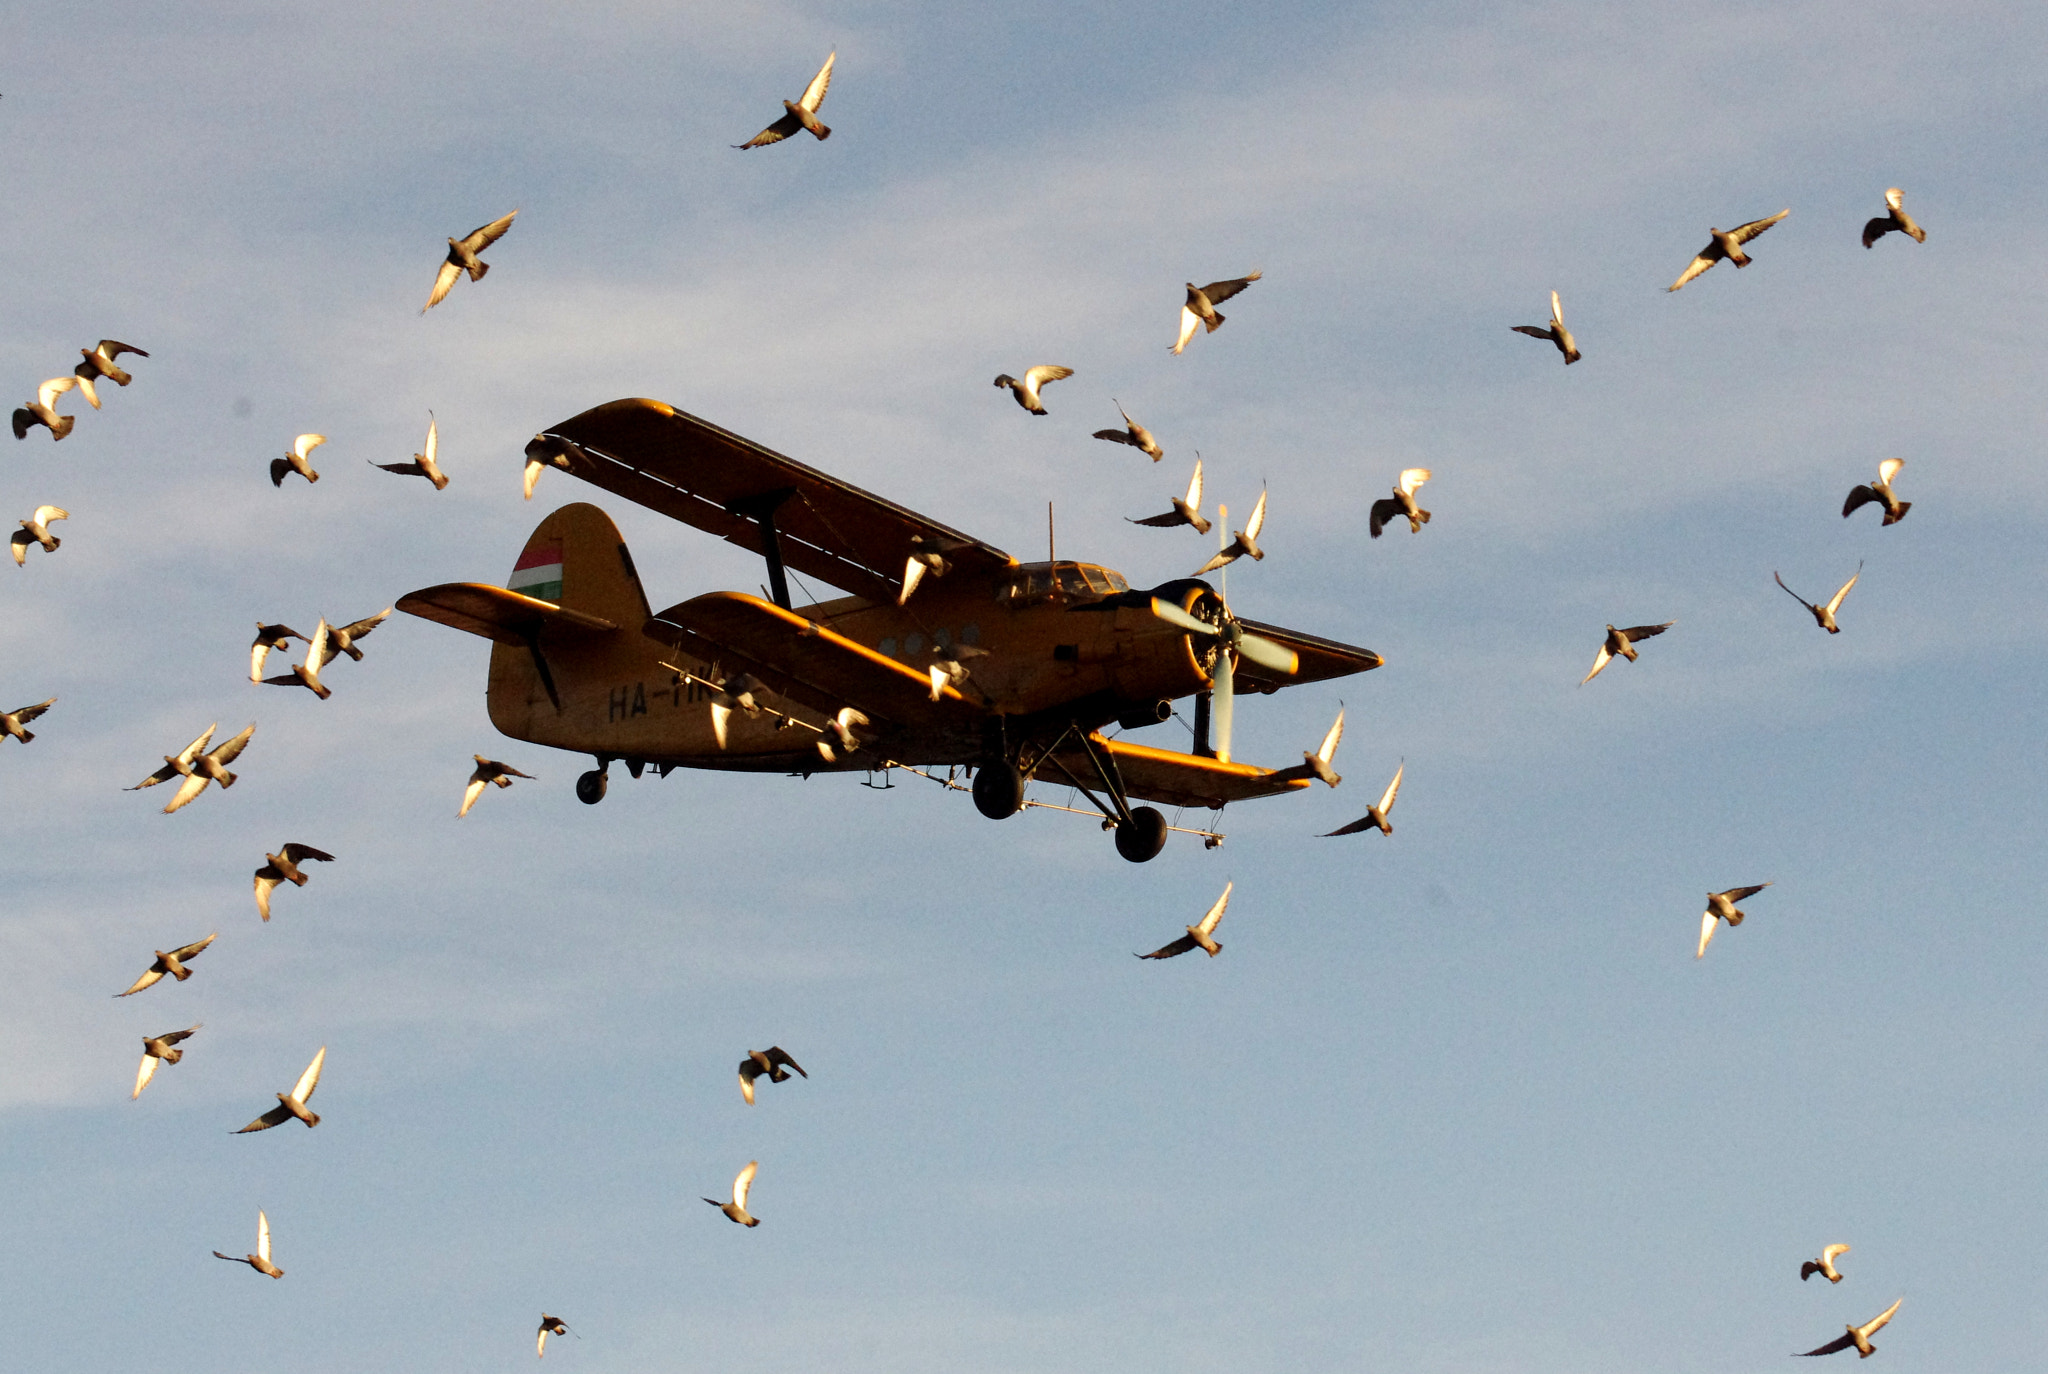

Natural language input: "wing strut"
[728,488,795,610]
[1191,690,1214,758]
[1026,722,1137,830]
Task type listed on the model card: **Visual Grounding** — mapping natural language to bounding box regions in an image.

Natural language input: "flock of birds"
[8,43,1947,1365]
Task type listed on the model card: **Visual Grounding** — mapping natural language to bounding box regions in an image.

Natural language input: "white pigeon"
[704,1160,761,1226]
[11,506,68,566]
[993,366,1074,415]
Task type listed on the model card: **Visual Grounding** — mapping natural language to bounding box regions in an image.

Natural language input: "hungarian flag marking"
[509,539,564,603]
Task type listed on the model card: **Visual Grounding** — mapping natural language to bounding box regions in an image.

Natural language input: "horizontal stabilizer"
[397,582,618,644]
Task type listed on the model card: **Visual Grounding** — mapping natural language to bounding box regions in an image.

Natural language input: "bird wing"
[1796,1331,1856,1357]
[305,619,330,672]
[1841,484,1879,517]
[293,434,325,460]
[1193,547,1237,576]
[99,340,148,360]
[1510,325,1554,340]
[459,211,519,254]
[169,933,217,962]
[733,1160,757,1210]
[209,725,256,769]
[1580,644,1613,686]
[117,967,165,996]
[37,376,78,409]
[1396,468,1430,497]
[1668,250,1719,291]
[133,1053,159,1098]
[1885,187,1904,212]
[282,843,335,864]
[1173,306,1200,354]
[335,606,392,647]
[237,1103,293,1133]
[1139,933,1199,959]
[32,505,67,526]
[1861,215,1893,249]
[738,1066,757,1104]
[254,870,280,921]
[163,772,210,813]
[1368,496,1399,539]
[1185,459,1203,510]
[10,698,55,724]
[1320,814,1380,837]
[798,50,835,112]
[538,1328,548,1359]
[1315,709,1345,766]
[1618,622,1672,641]
[1376,763,1403,815]
[257,1210,271,1263]
[1822,1243,1851,1265]
[1243,488,1267,542]
[736,110,803,147]
[292,1046,326,1104]
[422,414,437,466]
[766,1046,807,1076]
[372,461,425,477]
[1876,457,1903,486]
[1858,1297,1902,1338]
[1195,882,1232,938]
[1697,910,1718,959]
[10,530,29,566]
[425,260,462,310]
[1729,208,1790,244]
[161,1024,201,1046]
[176,724,217,767]
[1022,365,1073,389]
[1824,567,1860,616]
[459,777,487,816]
[1550,290,1564,327]
[1773,571,1812,609]
[1197,272,1260,304]
[1092,428,1136,446]
[1723,883,1771,903]
[1128,510,1185,528]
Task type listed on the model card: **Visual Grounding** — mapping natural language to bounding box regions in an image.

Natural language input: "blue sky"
[3,1,2045,1369]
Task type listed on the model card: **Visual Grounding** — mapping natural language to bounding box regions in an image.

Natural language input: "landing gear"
[576,767,609,805]
[972,760,1024,819]
[1114,806,1168,863]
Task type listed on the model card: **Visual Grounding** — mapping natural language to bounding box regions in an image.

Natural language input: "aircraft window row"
[877,624,979,660]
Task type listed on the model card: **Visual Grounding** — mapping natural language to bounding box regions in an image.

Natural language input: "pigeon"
[115,934,217,997]
[898,534,965,606]
[461,755,534,816]
[250,624,308,682]
[214,1210,284,1278]
[927,642,988,701]
[1803,1243,1852,1284]
[738,1046,808,1104]
[1797,1297,1902,1359]
[1862,188,1926,249]
[1511,290,1581,364]
[235,1045,326,1132]
[699,671,769,750]
[424,211,519,311]
[1092,401,1165,460]
[1697,883,1771,958]
[1138,882,1233,959]
[13,376,81,440]
[815,706,870,763]
[1842,459,1910,525]
[0,697,56,744]
[372,413,449,489]
[1128,458,1211,534]
[152,724,255,814]
[262,619,332,699]
[704,1160,762,1226]
[1669,209,1790,291]
[133,1024,201,1099]
[1368,469,1432,538]
[1776,564,1861,634]
[1173,272,1262,353]
[313,608,392,666]
[10,506,68,565]
[73,340,148,404]
[1323,762,1403,837]
[993,366,1074,415]
[254,844,336,922]
[271,434,325,486]
[1195,490,1268,574]
[734,50,835,148]
[523,433,586,500]
[1581,622,1674,686]
[537,1314,574,1358]
[1298,708,1345,787]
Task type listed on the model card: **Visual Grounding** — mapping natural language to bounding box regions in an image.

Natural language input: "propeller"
[1149,590,1297,766]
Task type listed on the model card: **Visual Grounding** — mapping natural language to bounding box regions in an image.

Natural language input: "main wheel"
[575,769,608,804]
[1114,806,1168,863]
[971,760,1024,819]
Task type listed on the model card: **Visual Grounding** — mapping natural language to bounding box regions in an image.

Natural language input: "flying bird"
[537,1314,574,1358]
[523,433,586,500]
[1803,1243,1852,1284]
[372,412,449,489]
[1776,564,1861,634]
[1862,188,1926,249]
[734,50,835,148]
[928,642,988,701]
[115,933,217,997]
[1842,459,1910,525]
[1134,883,1229,960]
[424,210,519,312]
[262,619,332,699]
[11,506,68,566]
[898,534,964,605]
[1173,271,1262,353]
[73,340,148,406]
[313,608,392,667]
[1697,882,1772,958]
[1511,290,1581,364]
[1129,458,1211,534]
[738,1046,808,1104]
[250,624,307,682]
[1322,761,1404,837]
[1195,490,1268,574]
[160,725,255,813]
[214,1210,284,1278]
[134,1024,201,1099]
[271,433,325,486]
[1797,1297,1902,1359]
[1092,401,1165,460]
[816,706,870,762]
[254,843,336,922]
[1581,621,1674,686]
[0,697,56,744]
[235,1045,326,1132]
[704,1160,762,1226]
[1297,707,1345,787]
[1669,209,1790,291]
[993,366,1074,415]
[13,376,81,440]
[1368,469,1433,538]
[461,755,534,816]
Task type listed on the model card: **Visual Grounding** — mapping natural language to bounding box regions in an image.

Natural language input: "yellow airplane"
[398,398,1381,861]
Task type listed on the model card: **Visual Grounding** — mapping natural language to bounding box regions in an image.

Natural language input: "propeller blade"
[1149,597,1220,637]
[1212,649,1234,764]
[1234,631,1299,675]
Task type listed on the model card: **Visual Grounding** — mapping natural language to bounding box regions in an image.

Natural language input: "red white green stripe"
[509,541,563,602]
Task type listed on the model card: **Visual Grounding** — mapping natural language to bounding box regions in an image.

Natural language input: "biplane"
[397,398,1381,860]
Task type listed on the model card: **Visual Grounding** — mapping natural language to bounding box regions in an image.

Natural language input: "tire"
[575,769,608,805]
[971,761,1024,819]
[1114,806,1168,863]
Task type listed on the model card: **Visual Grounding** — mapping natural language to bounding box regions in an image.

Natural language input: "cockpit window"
[1002,563,1128,601]
[1057,566,1092,596]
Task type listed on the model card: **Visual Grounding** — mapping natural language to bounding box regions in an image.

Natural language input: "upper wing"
[1730,208,1790,244]
[1368,496,1398,539]
[1723,883,1771,903]
[1580,645,1613,686]
[1877,457,1903,486]
[38,376,78,408]
[1243,488,1267,542]
[133,1053,159,1098]
[1195,882,1232,937]
[1173,307,1199,354]
[1510,325,1554,340]
[1138,933,1198,960]
[10,698,55,724]
[1197,272,1260,305]
[334,608,393,643]
[294,434,325,460]
[163,772,210,813]
[733,1160,758,1210]
[460,211,519,253]
[1859,1297,1902,1337]
[1185,459,1203,510]
[169,933,217,962]
[1376,763,1403,815]
[535,399,1013,603]
[1550,290,1564,327]
[237,1103,293,1133]
[736,111,803,148]
[99,340,148,360]
[1697,910,1718,959]
[1022,365,1073,390]
[423,414,437,465]
[282,844,335,864]
[257,1210,271,1263]
[255,870,280,921]
[1618,622,1672,641]
[292,1046,327,1103]
[1825,568,1860,615]
[1822,1243,1851,1265]
[1397,468,1431,497]
[210,724,257,767]
[1795,1332,1855,1358]
[1842,485,1878,517]
[798,50,835,112]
